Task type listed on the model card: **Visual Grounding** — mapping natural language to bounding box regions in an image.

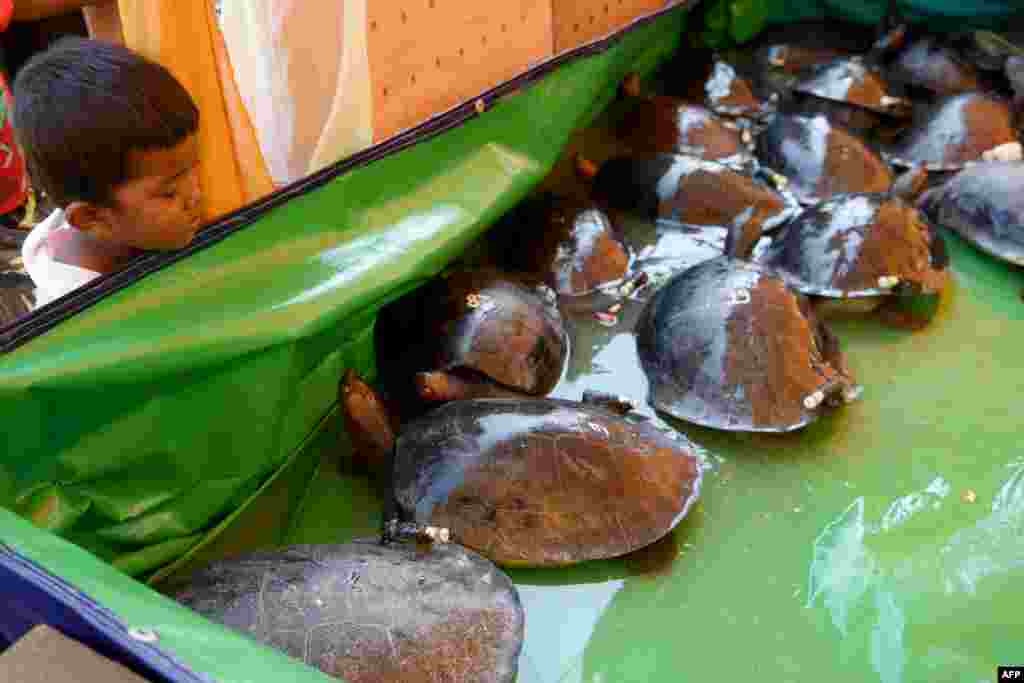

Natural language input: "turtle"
[374,268,568,407]
[634,249,861,433]
[887,92,1022,172]
[698,58,769,120]
[754,192,949,325]
[576,152,799,260]
[790,55,913,134]
[168,540,525,683]
[630,222,731,287]
[755,113,894,204]
[724,20,876,101]
[1008,56,1024,112]
[616,74,754,163]
[885,35,985,98]
[486,193,630,299]
[746,20,878,74]
[654,56,771,121]
[918,161,1024,267]
[340,371,704,568]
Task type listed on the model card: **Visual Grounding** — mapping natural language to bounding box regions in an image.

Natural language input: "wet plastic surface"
[302,109,1024,683]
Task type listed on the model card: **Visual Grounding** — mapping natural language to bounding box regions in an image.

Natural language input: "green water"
[287,119,1024,682]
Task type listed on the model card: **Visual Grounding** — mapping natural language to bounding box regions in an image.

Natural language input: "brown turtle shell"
[794,57,910,118]
[635,257,859,432]
[392,398,704,567]
[617,97,750,162]
[889,93,1020,171]
[169,540,524,683]
[756,193,948,298]
[702,59,767,118]
[756,113,893,203]
[490,195,629,297]
[375,268,567,401]
[590,155,798,255]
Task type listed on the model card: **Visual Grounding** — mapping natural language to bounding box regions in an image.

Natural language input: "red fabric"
[0,0,11,33]
[0,69,27,216]
[0,0,29,217]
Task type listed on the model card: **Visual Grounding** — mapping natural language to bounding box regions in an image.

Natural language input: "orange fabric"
[117,0,274,221]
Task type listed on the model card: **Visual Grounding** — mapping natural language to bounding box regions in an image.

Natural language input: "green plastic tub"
[1,1,1022,681]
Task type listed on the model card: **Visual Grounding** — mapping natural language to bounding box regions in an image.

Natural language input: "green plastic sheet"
[0,8,688,580]
[700,0,1021,47]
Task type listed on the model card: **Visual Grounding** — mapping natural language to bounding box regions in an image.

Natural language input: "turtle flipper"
[339,369,396,475]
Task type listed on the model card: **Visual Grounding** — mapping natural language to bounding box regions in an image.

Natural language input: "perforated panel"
[367,0,553,141]
[552,0,677,54]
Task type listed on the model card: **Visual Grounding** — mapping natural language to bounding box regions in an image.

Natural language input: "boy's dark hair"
[13,37,199,208]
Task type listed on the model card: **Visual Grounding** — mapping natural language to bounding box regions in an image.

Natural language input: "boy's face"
[105,134,203,250]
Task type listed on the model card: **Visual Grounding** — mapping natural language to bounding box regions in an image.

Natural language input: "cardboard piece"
[552,0,678,54]
[367,0,553,140]
[0,624,155,683]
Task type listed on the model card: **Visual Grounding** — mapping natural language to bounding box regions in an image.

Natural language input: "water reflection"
[807,463,1024,682]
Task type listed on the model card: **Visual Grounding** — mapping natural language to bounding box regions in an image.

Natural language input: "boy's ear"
[65,201,116,240]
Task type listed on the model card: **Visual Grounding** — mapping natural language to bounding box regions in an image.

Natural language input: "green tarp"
[0,8,689,581]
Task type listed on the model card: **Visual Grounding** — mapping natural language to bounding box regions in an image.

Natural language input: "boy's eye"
[159,188,177,199]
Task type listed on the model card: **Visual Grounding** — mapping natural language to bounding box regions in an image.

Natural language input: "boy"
[14,37,202,307]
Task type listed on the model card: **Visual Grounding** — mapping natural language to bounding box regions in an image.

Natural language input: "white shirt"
[21,209,102,308]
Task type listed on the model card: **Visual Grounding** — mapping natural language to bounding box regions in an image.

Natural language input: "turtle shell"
[1007,56,1024,110]
[919,161,1024,266]
[169,540,524,683]
[392,398,703,567]
[886,36,983,97]
[888,93,1020,171]
[591,154,798,247]
[632,222,730,285]
[377,269,567,399]
[756,113,893,203]
[702,59,767,119]
[635,257,859,433]
[617,98,752,162]
[756,193,948,298]
[490,195,629,297]
[793,57,911,118]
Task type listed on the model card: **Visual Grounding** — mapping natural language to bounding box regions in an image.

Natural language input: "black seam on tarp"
[0,543,212,683]
[0,0,697,354]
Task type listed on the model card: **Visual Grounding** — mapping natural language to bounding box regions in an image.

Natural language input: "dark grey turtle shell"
[392,398,703,567]
[1007,56,1024,109]
[887,36,982,97]
[756,193,948,298]
[888,93,1020,171]
[919,161,1024,266]
[169,540,524,683]
[635,257,859,433]
[756,113,893,203]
